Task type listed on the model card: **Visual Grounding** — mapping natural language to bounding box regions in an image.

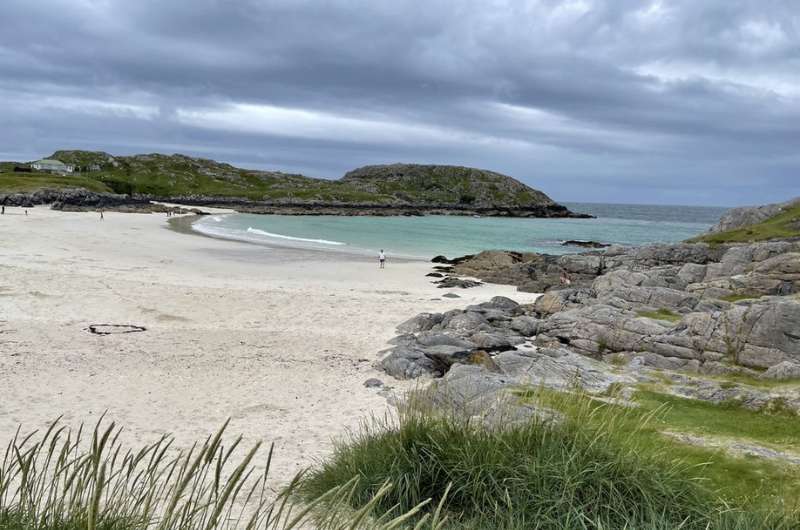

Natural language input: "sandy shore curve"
[0,206,538,484]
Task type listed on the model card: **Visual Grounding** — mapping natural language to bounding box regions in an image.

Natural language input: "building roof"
[34,159,69,167]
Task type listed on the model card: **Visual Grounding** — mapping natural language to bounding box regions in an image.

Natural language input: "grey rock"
[678,263,708,285]
[469,331,520,351]
[436,277,482,289]
[709,197,800,233]
[364,378,384,388]
[510,316,540,336]
[396,312,444,334]
[381,347,441,379]
[443,311,490,332]
[415,332,475,349]
[760,361,800,381]
[487,296,520,310]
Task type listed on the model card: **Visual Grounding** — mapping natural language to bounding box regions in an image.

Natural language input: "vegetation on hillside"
[0,173,112,194]
[342,164,555,207]
[298,389,800,529]
[0,151,557,209]
[690,203,800,244]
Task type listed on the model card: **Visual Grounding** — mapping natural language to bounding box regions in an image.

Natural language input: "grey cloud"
[0,0,798,206]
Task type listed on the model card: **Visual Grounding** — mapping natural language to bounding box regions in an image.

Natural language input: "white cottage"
[32,159,74,175]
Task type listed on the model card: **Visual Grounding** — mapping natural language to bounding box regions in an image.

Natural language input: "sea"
[192,202,730,260]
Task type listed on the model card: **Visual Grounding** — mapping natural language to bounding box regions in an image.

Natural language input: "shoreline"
[167,213,427,263]
[0,206,539,486]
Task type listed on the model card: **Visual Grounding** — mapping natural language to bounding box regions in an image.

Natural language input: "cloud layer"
[1,0,798,205]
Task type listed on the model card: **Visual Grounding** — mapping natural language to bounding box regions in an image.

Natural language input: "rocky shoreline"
[378,238,800,418]
[0,189,592,218]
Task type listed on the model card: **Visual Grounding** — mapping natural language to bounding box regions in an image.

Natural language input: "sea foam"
[246,227,345,246]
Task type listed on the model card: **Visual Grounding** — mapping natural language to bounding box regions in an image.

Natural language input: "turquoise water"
[193,202,729,259]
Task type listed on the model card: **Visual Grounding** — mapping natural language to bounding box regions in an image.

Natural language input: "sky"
[1,0,798,206]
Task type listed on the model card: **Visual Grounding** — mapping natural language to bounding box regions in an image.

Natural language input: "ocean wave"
[246,227,345,246]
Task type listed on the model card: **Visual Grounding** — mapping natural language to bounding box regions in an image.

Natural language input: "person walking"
[379,249,386,269]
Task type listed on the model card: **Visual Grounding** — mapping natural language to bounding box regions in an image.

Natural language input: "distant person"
[25,209,28,216]
[379,249,386,269]
[1,206,4,215]
[560,270,571,286]
[100,210,104,221]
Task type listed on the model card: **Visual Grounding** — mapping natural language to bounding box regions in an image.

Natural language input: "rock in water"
[562,240,610,248]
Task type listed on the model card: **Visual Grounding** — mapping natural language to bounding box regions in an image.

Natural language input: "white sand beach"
[0,206,538,485]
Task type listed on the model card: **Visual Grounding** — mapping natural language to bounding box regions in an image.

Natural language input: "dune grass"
[298,391,800,529]
[0,418,447,530]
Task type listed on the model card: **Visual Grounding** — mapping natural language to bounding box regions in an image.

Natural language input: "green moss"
[636,308,683,323]
[721,293,759,303]
[691,204,800,243]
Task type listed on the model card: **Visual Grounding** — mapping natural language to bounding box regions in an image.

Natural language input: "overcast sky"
[1,1,798,206]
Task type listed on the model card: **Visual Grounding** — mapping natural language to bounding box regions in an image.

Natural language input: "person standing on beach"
[379,249,386,269]
[100,210,104,220]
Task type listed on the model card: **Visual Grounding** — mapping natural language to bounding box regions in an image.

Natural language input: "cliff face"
[1,151,585,217]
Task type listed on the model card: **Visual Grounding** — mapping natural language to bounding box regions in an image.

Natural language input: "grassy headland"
[690,203,800,244]
[0,150,567,212]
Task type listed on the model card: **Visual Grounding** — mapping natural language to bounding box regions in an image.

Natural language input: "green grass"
[720,294,759,303]
[691,204,800,244]
[298,391,800,529]
[636,308,683,323]
[1,151,554,208]
[529,388,800,507]
[634,390,800,449]
[0,419,447,530]
[0,173,112,194]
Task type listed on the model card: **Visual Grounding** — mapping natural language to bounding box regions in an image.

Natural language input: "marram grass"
[0,417,447,530]
[298,390,800,529]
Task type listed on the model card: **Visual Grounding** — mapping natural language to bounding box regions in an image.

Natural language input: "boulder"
[469,331,521,351]
[760,361,800,381]
[397,312,444,334]
[436,277,482,289]
[443,311,490,332]
[510,316,540,336]
[381,347,441,379]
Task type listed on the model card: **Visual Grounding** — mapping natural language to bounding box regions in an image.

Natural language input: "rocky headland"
[0,151,588,218]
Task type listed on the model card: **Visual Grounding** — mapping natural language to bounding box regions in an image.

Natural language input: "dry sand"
[0,206,538,484]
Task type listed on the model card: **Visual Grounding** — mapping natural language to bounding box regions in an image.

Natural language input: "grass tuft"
[298,391,800,529]
[636,308,683,323]
[0,419,445,530]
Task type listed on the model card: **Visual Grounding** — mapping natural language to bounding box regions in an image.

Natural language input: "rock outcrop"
[382,239,800,419]
[709,197,800,233]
